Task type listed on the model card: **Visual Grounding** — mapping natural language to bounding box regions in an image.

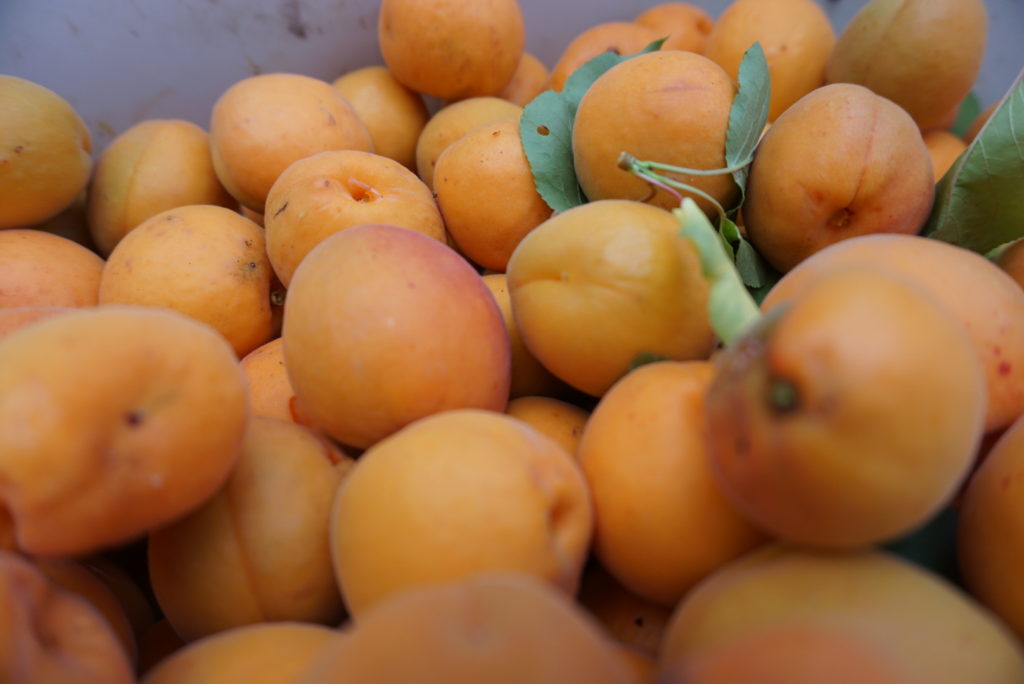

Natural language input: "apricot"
[481,273,567,399]
[435,118,552,271]
[332,66,428,170]
[743,83,934,272]
[709,268,985,549]
[763,233,1024,434]
[659,545,1024,684]
[576,563,672,658]
[329,410,592,617]
[98,205,273,357]
[283,224,510,449]
[579,361,764,605]
[34,559,137,665]
[959,415,1024,641]
[298,573,636,683]
[506,200,714,397]
[0,75,92,228]
[505,396,589,458]
[239,337,296,423]
[148,417,351,642]
[264,149,445,287]
[0,551,133,683]
[498,52,550,106]
[548,22,661,93]
[0,306,248,556]
[964,100,999,144]
[572,50,738,215]
[415,96,523,189]
[924,129,967,181]
[86,119,234,255]
[142,622,337,684]
[0,306,69,340]
[0,229,103,308]
[704,0,835,122]
[826,0,988,132]
[661,624,922,684]
[209,73,373,211]
[378,0,524,100]
[633,3,714,53]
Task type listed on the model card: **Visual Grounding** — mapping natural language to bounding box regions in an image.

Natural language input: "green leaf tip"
[674,199,763,347]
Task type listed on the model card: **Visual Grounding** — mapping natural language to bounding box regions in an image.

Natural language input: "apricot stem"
[620,154,728,221]
[674,199,762,347]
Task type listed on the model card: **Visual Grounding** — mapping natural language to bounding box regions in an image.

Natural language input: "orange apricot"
[505,396,589,458]
[283,224,510,449]
[329,410,592,617]
[549,22,661,93]
[378,0,524,100]
[239,337,296,423]
[498,52,550,106]
[209,73,373,211]
[634,3,714,53]
[924,130,967,181]
[98,205,273,357]
[0,229,103,308]
[264,149,445,286]
[86,119,234,255]
[579,361,764,605]
[332,65,429,170]
[434,117,552,271]
[0,306,248,556]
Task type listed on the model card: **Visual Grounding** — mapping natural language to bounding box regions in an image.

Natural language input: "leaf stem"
[620,153,728,221]
[640,157,753,177]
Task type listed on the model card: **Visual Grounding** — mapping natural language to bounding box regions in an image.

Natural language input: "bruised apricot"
[283,225,510,449]
[0,306,248,556]
[743,83,934,272]
[763,234,1024,434]
[708,268,985,549]
[659,545,1024,684]
[506,200,714,397]
[572,50,738,215]
[298,573,636,684]
[826,0,988,132]
[329,410,592,617]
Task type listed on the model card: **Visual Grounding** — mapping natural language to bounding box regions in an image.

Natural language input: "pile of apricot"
[1,0,1022,681]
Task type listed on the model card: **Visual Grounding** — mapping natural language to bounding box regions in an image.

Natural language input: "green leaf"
[520,38,666,213]
[520,91,584,212]
[725,42,771,193]
[718,216,779,291]
[922,70,1024,253]
[675,199,762,346]
[629,351,672,371]
[951,91,982,139]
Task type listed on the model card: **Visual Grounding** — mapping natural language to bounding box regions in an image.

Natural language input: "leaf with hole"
[520,39,666,213]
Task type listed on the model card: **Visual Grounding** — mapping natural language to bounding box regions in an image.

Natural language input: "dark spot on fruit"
[244,239,254,247]
[999,361,1012,376]
[13,145,23,154]
[271,289,286,306]
[827,207,853,228]
[536,125,550,136]
[248,262,257,270]
[492,130,501,136]
[634,617,644,627]
[125,410,144,427]
[273,201,289,218]
[768,378,800,414]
